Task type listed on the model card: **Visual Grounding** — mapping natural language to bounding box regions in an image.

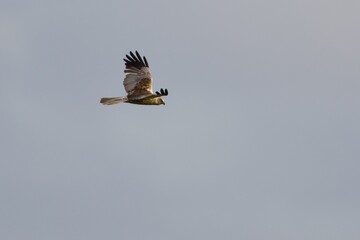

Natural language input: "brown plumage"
[100,51,168,106]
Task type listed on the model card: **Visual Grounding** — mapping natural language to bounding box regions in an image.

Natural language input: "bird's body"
[100,51,168,106]
[100,96,164,105]
[127,97,165,105]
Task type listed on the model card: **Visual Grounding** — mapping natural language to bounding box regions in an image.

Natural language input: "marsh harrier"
[100,51,168,105]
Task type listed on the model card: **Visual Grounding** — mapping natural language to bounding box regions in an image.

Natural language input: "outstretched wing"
[123,51,153,99]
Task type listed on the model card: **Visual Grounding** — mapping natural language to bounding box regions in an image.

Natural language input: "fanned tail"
[100,96,128,105]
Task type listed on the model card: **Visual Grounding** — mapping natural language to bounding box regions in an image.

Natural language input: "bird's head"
[158,98,165,105]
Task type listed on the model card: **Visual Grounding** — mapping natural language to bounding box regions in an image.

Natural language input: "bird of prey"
[100,51,168,106]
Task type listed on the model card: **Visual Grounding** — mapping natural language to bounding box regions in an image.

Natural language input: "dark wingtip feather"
[143,56,149,67]
[124,51,148,69]
[135,51,145,66]
[130,51,137,61]
[155,88,169,96]
[125,54,134,62]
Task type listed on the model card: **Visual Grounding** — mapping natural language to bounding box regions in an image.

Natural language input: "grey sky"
[1,0,360,239]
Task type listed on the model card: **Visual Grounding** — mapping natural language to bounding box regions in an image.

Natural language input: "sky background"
[1,0,360,239]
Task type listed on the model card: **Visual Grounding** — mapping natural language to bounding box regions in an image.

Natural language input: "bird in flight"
[100,51,168,105]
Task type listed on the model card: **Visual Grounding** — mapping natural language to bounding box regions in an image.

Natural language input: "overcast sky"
[1,0,360,239]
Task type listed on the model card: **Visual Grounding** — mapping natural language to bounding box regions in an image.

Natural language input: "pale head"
[157,97,165,105]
